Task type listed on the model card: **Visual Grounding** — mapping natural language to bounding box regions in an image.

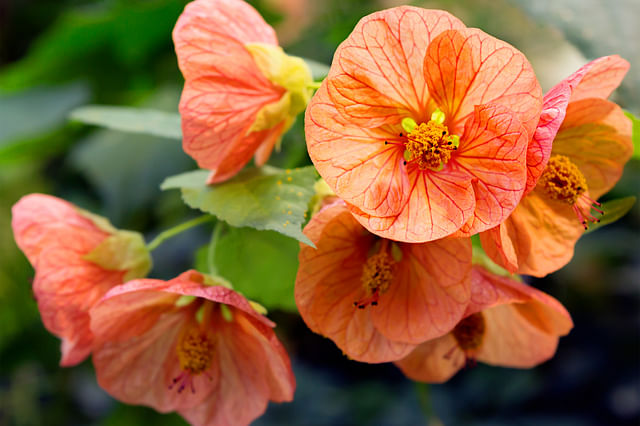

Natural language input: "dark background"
[1,0,638,424]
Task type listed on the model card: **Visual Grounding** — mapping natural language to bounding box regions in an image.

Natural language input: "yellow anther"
[539,155,587,204]
[404,119,457,170]
[360,251,394,296]
[176,328,214,375]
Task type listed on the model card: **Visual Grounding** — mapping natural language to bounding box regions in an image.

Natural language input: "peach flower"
[305,6,542,242]
[395,265,573,383]
[90,270,295,426]
[480,56,633,277]
[11,194,151,366]
[174,0,313,183]
[295,200,472,363]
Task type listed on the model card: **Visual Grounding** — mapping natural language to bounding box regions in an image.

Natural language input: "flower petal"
[553,98,633,199]
[478,214,529,275]
[306,83,412,217]
[453,104,529,235]
[12,194,108,265]
[394,334,463,383]
[524,81,572,195]
[295,202,415,362]
[182,311,295,426]
[371,238,472,344]
[424,28,541,138]
[469,267,573,367]
[566,55,630,103]
[327,7,464,127]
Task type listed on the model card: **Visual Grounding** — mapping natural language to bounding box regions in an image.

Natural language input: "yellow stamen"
[404,115,457,170]
[176,327,215,375]
[539,155,587,204]
[361,251,394,295]
[452,312,486,351]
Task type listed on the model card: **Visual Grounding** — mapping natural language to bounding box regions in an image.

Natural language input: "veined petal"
[453,104,529,235]
[478,214,530,275]
[525,81,572,195]
[295,202,415,362]
[327,7,464,127]
[566,55,630,103]
[424,28,541,138]
[371,238,472,344]
[306,84,411,217]
[347,166,476,242]
[173,0,278,81]
[553,98,633,199]
[393,334,461,383]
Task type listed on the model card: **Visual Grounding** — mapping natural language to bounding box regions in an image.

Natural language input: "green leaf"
[302,57,330,80]
[70,105,182,139]
[162,166,317,245]
[585,196,636,233]
[624,111,639,159]
[196,227,300,312]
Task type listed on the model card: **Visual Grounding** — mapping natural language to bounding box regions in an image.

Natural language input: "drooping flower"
[305,6,542,242]
[394,265,573,383]
[89,270,295,426]
[174,0,313,184]
[480,55,633,277]
[295,200,472,362]
[11,194,151,366]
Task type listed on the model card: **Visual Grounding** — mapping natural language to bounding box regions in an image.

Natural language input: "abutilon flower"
[174,0,313,184]
[480,55,633,277]
[11,194,151,366]
[394,265,573,383]
[89,270,295,426]
[305,6,542,242]
[295,200,472,363]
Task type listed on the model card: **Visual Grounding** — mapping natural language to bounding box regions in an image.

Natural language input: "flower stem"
[206,221,225,275]
[147,215,214,252]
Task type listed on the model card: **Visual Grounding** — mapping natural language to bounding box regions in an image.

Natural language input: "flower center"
[400,110,458,170]
[354,247,395,309]
[177,327,215,375]
[538,155,603,229]
[452,312,486,352]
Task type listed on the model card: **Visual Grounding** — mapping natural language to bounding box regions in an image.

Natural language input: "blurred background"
[0,0,638,424]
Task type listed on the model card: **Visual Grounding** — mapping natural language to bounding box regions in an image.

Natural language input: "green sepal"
[83,230,152,281]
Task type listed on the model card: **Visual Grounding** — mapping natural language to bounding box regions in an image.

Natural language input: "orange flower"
[305,6,542,242]
[174,0,313,183]
[480,56,633,277]
[395,265,573,383]
[89,270,295,426]
[11,194,151,366]
[295,200,472,362]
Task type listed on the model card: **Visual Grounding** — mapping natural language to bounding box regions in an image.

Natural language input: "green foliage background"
[0,0,638,425]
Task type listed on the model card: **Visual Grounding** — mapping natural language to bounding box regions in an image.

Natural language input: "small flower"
[305,6,542,242]
[480,55,633,277]
[89,270,295,426]
[174,0,313,184]
[394,265,573,383]
[295,200,472,362]
[11,194,151,366]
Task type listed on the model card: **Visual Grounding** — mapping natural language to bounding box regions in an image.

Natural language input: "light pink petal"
[566,55,630,103]
[11,193,108,265]
[295,202,415,362]
[452,104,529,235]
[182,311,295,426]
[327,7,465,127]
[424,28,542,139]
[524,81,572,195]
[371,238,472,344]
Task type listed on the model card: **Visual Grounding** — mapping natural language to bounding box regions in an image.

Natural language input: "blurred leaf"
[302,57,330,79]
[70,105,182,139]
[625,111,639,159]
[161,166,317,245]
[196,227,300,311]
[585,196,636,233]
[0,82,89,147]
